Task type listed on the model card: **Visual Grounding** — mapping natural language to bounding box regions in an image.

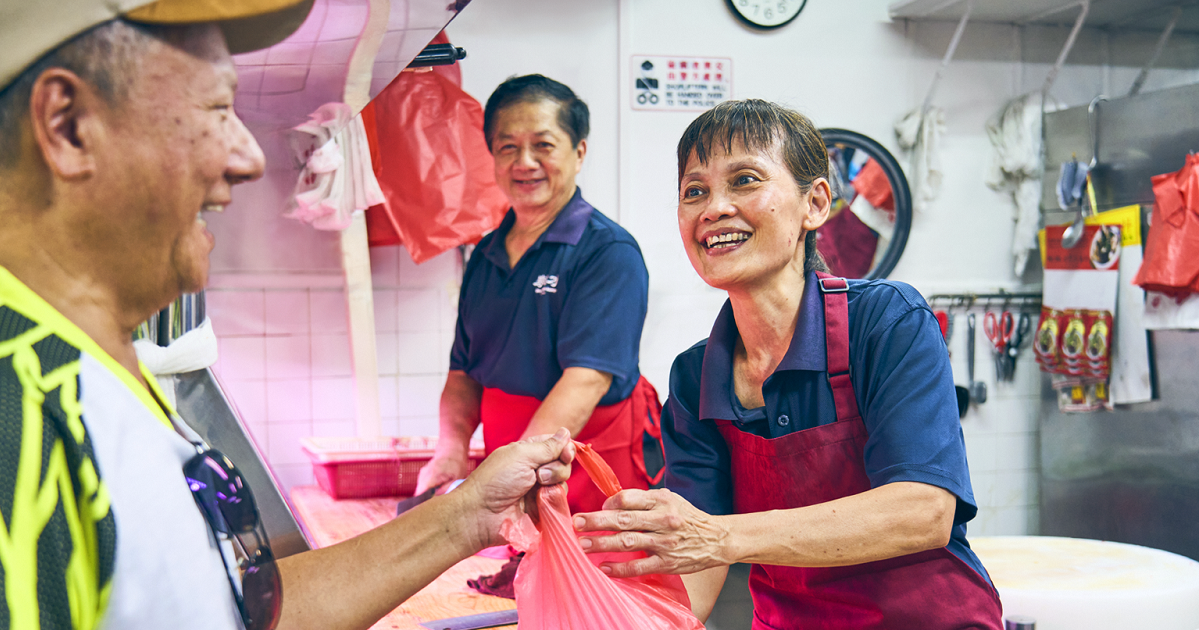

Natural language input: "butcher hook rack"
[926,291,1042,313]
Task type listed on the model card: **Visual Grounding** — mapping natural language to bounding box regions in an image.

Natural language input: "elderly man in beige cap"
[0,2,575,629]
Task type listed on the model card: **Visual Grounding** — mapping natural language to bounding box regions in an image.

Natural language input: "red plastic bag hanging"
[1133,153,1199,297]
[360,38,509,263]
[500,483,705,630]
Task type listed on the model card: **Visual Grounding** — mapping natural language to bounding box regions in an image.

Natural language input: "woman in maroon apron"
[574,100,1002,629]
[414,75,662,514]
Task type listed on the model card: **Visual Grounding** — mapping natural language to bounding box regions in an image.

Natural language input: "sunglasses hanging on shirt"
[184,445,283,630]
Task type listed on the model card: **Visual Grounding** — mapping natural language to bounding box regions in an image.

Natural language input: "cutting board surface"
[973,536,1199,630]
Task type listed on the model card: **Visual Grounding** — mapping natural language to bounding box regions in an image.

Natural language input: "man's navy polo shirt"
[450,188,648,406]
[661,272,990,581]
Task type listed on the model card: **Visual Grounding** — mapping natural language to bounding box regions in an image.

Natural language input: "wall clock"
[727,0,806,29]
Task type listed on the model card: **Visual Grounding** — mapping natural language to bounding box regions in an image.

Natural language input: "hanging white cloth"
[985,92,1044,277]
[894,105,945,212]
[287,102,385,231]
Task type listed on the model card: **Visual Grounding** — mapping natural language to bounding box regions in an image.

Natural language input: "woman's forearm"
[721,482,956,568]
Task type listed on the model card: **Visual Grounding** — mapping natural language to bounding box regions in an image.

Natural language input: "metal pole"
[1129,5,1182,96]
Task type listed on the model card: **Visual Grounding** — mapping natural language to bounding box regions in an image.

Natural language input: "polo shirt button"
[777,414,790,427]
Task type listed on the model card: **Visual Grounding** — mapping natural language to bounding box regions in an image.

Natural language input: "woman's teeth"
[706,233,749,249]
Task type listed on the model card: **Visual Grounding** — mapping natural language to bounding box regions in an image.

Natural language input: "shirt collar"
[480,187,593,270]
[697,271,828,420]
[541,187,593,245]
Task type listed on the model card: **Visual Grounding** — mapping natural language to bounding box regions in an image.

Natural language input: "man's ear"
[28,68,102,181]
[803,177,832,231]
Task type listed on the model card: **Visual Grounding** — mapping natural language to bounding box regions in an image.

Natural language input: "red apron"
[714,273,1003,630]
[480,376,664,513]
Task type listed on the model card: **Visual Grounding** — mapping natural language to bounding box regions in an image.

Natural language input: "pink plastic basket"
[301,436,484,499]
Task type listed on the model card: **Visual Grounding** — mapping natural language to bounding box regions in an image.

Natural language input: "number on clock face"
[728,0,805,29]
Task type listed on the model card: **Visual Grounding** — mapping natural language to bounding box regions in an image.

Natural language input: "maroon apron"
[480,376,664,513]
[714,273,1003,629]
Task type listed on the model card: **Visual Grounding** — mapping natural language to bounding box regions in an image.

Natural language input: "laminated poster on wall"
[1037,222,1122,411]
[1086,206,1152,405]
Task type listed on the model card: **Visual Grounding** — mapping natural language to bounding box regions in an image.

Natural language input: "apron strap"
[814,272,861,423]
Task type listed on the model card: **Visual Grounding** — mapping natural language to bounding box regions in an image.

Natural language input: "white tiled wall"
[939,307,1042,536]
[207,245,461,494]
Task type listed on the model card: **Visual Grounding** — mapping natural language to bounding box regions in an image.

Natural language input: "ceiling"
[889,0,1199,35]
[231,0,461,129]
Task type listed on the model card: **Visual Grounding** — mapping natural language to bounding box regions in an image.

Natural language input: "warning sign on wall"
[631,55,732,112]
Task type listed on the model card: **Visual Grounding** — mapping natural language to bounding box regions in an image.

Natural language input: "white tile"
[265,336,311,380]
[996,432,1037,471]
[206,289,265,336]
[266,379,312,423]
[265,290,310,335]
[311,377,356,421]
[964,433,997,474]
[970,507,998,537]
[311,333,353,378]
[215,337,265,381]
[437,330,453,373]
[373,289,398,333]
[271,463,315,496]
[396,289,443,333]
[378,376,399,418]
[376,332,399,376]
[992,470,1033,509]
[369,246,400,287]
[399,247,458,289]
[380,417,400,436]
[309,290,348,334]
[398,415,440,437]
[312,419,356,438]
[397,375,442,418]
[398,332,442,375]
[992,505,1035,536]
[221,379,267,426]
[971,470,998,508]
[267,421,314,466]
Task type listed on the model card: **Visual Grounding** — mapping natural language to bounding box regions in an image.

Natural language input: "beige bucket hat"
[1,0,314,91]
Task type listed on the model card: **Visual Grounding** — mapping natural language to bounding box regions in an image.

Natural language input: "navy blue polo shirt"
[449,188,648,406]
[661,272,990,581]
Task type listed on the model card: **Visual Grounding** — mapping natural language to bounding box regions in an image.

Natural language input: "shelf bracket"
[1128,5,1183,96]
[1041,0,1091,97]
[922,0,973,114]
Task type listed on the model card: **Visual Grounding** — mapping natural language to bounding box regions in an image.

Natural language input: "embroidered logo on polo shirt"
[533,275,559,294]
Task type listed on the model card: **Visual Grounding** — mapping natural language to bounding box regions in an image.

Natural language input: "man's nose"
[515,146,538,169]
[226,112,265,184]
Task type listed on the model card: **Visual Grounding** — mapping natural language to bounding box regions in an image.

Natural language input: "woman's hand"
[571,488,733,578]
[455,429,575,549]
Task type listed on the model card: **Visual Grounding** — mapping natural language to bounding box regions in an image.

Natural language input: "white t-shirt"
[81,352,243,630]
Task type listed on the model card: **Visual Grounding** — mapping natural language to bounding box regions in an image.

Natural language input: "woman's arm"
[574,481,956,577]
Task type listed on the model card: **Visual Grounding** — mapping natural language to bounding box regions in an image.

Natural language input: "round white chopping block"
[972,536,1199,630]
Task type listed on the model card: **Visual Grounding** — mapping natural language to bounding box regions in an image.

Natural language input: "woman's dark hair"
[483,74,589,150]
[676,99,829,273]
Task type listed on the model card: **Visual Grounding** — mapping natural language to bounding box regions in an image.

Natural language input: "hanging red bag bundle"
[360,38,509,263]
[498,444,704,630]
[1133,153,1199,297]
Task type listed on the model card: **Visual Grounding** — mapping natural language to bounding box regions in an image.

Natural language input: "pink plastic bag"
[500,483,705,629]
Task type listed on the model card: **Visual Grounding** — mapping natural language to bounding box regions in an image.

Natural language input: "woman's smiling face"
[678,138,829,292]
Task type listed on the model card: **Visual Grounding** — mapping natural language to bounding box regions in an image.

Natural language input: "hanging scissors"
[1005,313,1031,381]
[984,311,1014,380]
